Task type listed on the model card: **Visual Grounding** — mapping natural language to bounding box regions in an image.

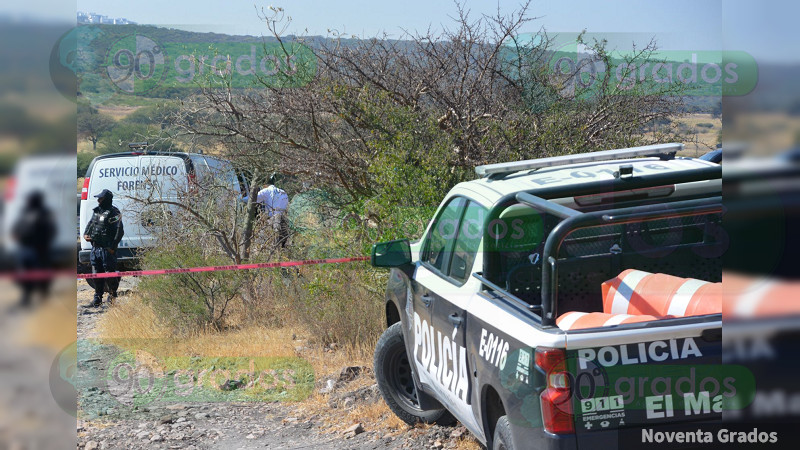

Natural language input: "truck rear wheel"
[374,322,454,425]
[492,416,514,450]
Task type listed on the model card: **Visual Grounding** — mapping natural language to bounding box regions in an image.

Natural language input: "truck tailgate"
[562,320,747,440]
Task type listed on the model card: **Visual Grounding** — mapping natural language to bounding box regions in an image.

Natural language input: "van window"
[191,156,210,181]
[204,157,240,193]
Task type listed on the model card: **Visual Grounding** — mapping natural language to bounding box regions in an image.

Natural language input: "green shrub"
[285,262,386,348]
[122,102,179,128]
[77,151,96,178]
[98,123,178,154]
[138,240,246,334]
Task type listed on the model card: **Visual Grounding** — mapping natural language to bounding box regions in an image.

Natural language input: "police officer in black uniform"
[12,191,55,308]
[82,189,124,307]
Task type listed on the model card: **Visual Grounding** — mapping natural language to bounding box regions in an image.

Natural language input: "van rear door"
[132,155,188,248]
[81,155,188,251]
[3,155,75,262]
[81,156,139,253]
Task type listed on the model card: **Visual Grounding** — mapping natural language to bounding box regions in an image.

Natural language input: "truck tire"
[492,416,514,450]
[374,322,455,425]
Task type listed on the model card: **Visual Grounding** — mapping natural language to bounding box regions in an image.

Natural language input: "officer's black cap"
[94,189,113,199]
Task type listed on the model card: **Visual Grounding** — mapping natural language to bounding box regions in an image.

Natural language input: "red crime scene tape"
[0,256,370,281]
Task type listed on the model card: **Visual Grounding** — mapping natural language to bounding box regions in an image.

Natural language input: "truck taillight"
[4,176,15,201]
[80,177,90,200]
[535,347,574,434]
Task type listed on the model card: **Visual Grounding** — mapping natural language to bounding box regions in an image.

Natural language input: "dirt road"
[0,278,76,449]
[76,279,472,450]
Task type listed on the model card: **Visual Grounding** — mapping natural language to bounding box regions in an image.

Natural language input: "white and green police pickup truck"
[371,144,742,450]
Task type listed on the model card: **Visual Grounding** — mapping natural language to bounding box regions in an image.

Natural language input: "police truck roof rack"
[475,143,683,179]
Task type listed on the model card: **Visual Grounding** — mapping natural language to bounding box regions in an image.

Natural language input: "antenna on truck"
[475,143,683,178]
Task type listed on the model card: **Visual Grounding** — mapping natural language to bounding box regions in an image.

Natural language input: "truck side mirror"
[371,239,412,267]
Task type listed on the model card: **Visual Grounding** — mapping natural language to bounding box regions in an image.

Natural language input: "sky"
[4,0,798,63]
[72,0,723,46]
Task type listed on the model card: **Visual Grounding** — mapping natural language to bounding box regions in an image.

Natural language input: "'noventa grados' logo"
[105,34,168,94]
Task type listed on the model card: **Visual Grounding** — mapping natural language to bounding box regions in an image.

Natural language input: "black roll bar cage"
[540,196,722,324]
[478,165,722,326]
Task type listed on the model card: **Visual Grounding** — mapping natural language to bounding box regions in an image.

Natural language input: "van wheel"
[374,322,455,425]
[492,416,514,450]
[77,263,96,289]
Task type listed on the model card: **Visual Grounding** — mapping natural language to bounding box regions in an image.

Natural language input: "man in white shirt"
[256,185,288,217]
[256,174,289,247]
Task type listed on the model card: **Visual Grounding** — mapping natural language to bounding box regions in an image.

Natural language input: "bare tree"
[154,1,693,257]
[125,1,696,331]
[167,2,688,211]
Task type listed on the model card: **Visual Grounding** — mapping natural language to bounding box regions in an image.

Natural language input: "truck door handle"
[421,294,433,307]
[448,313,463,327]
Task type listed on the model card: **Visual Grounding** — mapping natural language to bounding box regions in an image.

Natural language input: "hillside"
[75,23,723,113]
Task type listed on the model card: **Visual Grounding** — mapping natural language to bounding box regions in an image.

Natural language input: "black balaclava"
[98,192,113,209]
[27,191,44,210]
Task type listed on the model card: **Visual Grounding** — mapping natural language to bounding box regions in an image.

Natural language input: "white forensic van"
[78,151,244,270]
[1,153,76,269]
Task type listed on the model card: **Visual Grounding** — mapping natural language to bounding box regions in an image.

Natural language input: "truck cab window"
[422,197,465,274]
[485,205,560,305]
[449,201,487,283]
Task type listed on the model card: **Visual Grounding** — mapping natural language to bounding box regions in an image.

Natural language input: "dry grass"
[95,293,170,341]
[95,293,374,378]
[455,437,483,449]
[0,136,23,155]
[295,391,480,449]
[93,236,472,447]
[90,294,493,446]
[96,105,141,121]
[96,295,294,358]
[674,113,721,156]
[728,112,800,156]
[0,92,74,122]
[294,381,406,432]
[77,140,94,154]
[76,105,138,156]
[15,278,77,352]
